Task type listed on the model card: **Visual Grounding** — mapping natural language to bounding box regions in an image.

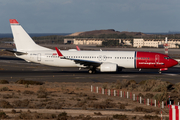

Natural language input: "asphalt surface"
[0,56,180,84]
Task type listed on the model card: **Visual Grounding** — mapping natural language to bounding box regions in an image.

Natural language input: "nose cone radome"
[170,59,179,67]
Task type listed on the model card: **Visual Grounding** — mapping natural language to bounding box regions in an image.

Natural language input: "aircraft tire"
[89,70,92,74]
[88,69,96,74]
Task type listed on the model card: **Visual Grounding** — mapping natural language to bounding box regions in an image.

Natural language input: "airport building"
[64,38,121,45]
[133,38,180,48]
[64,38,180,48]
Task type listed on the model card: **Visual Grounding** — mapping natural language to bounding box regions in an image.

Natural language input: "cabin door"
[37,53,41,62]
[155,54,159,63]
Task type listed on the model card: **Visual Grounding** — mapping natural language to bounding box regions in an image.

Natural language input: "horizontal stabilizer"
[4,49,27,55]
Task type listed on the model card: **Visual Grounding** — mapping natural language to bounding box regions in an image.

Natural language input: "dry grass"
[0,80,174,119]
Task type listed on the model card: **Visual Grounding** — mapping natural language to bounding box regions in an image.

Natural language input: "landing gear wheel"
[88,69,96,74]
[159,71,162,74]
[88,70,93,74]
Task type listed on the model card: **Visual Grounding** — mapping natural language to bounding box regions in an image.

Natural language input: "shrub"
[88,99,116,109]
[102,84,107,89]
[0,111,8,119]
[0,87,9,91]
[0,100,13,108]
[77,92,88,97]
[17,112,57,119]
[0,80,9,84]
[15,80,44,85]
[37,86,48,98]
[113,114,128,120]
[12,99,29,108]
[143,115,160,120]
[12,109,16,114]
[57,112,67,120]
[86,96,97,100]
[115,80,121,89]
[46,102,62,109]
[75,99,87,107]
[119,103,126,109]
[136,80,171,92]
[138,93,144,98]
[23,90,35,95]
[18,112,32,119]
[94,112,102,115]
[3,94,13,99]
[153,92,168,101]
[134,107,158,113]
[145,93,154,98]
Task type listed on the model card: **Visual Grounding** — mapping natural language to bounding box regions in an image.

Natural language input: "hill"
[68,29,147,38]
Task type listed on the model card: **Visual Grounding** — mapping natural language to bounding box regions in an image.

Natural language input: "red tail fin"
[9,19,19,24]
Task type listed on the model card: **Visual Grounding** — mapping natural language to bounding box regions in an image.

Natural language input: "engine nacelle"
[100,63,117,72]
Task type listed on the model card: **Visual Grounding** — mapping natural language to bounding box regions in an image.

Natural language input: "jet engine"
[100,63,117,72]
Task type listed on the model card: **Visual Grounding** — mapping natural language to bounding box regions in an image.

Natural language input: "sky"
[0,0,180,33]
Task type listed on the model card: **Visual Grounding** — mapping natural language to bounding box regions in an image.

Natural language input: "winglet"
[76,46,81,51]
[55,47,63,57]
[9,19,19,24]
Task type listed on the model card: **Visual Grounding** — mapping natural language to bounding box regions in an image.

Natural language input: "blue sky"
[1,0,180,33]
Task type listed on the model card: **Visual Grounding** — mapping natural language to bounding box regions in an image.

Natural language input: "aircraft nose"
[171,59,179,67]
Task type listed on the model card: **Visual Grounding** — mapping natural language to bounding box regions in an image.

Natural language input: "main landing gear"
[88,68,96,74]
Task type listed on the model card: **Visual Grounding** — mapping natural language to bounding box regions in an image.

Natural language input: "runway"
[0,56,180,83]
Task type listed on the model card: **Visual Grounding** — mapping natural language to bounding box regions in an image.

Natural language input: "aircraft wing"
[70,59,101,67]
[55,47,101,67]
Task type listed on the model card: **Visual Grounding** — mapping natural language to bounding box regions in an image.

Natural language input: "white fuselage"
[16,50,136,68]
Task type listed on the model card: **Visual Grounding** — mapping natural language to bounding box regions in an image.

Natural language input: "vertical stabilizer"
[9,19,50,52]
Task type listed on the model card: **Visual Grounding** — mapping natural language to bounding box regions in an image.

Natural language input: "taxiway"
[0,56,180,84]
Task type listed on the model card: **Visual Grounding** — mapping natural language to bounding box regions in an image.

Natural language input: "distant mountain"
[68,29,146,38]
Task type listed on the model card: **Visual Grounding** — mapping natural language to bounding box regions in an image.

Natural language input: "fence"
[91,85,177,109]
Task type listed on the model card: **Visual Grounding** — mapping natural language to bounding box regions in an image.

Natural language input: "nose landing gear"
[159,68,168,74]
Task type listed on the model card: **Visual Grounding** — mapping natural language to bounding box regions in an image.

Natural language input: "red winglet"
[76,46,81,51]
[9,19,19,24]
[55,47,63,57]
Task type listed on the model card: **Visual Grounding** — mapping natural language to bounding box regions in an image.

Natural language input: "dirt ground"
[0,80,171,120]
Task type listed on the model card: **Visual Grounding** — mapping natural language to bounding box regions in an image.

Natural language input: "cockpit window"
[164,57,170,59]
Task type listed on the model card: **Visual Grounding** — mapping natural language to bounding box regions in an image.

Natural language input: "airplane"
[8,19,178,74]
